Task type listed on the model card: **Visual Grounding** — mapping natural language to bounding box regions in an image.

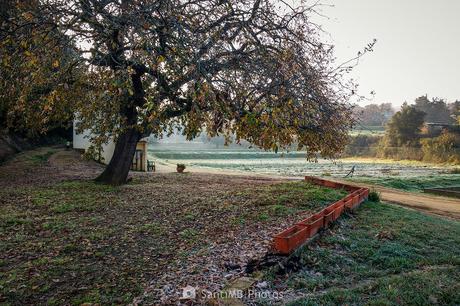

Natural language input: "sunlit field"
[348,125,386,136]
[148,143,460,180]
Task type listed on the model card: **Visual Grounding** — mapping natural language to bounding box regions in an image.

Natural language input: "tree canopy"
[353,103,395,127]
[2,0,363,184]
[384,103,425,147]
[414,95,453,124]
[0,1,89,136]
[449,100,460,124]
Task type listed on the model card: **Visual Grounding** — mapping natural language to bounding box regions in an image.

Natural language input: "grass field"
[149,143,459,179]
[1,148,459,305]
[264,202,460,305]
[349,125,386,136]
[348,174,460,192]
[0,149,347,305]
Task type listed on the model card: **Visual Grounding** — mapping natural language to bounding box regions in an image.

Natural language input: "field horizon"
[148,142,460,179]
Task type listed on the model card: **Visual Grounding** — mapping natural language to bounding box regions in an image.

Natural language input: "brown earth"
[326,178,460,220]
[0,148,347,305]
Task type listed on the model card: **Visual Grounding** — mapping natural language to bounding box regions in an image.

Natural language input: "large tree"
[354,102,395,126]
[414,95,453,124]
[3,0,364,185]
[0,1,88,136]
[384,103,426,147]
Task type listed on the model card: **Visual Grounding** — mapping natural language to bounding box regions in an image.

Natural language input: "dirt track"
[329,178,460,220]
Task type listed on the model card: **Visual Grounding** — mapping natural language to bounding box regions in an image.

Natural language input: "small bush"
[368,189,381,202]
[343,134,381,157]
[176,163,186,173]
[420,131,460,164]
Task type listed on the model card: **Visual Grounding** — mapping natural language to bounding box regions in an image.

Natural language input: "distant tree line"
[346,96,460,164]
[353,96,458,128]
[353,103,395,127]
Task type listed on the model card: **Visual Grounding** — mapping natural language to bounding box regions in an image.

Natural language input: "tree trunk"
[95,127,141,185]
[95,65,146,185]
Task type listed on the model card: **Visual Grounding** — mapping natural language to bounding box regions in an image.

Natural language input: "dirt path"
[324,178,460,220]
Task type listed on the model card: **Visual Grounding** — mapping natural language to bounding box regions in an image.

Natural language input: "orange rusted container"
[343,193,354,202]
[334,202,345,219]
[360,188,369,200]
[353,194,360,206]
[323,208,335,227]
[344,198,354,209]
[272,177,369,255]
[346,186,360,192]
[333,183,348,190]
[322,180,337,188]
[273,224,310,255]
[321,200,345,227]
[333,199,345,208]
[297,213,324,238]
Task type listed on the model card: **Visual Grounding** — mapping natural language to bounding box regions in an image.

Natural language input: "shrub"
[376,145,421,161]
[176,164,186,173]
[420,131,460,164]
[343,135,381,157]
[368,189,381,202]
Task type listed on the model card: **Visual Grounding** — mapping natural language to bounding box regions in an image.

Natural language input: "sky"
[308,0,460,107]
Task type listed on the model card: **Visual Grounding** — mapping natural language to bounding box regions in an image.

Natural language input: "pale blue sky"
[309,0,460,107]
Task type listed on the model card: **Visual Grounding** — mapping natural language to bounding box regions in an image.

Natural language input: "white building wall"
[72,120,92,150]
[72,120,116,165]
[99,141,116,165]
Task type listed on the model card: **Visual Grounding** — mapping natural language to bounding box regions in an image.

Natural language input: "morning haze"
[1,1,460,305]
[312,0,460,107]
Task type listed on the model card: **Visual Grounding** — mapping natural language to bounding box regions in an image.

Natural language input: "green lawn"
[234,182,346,222]
[348,174,460,192]
[263,202,460,305]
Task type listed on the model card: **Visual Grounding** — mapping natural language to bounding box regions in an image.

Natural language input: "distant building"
[424,122,459,136]
[72,120,148,172]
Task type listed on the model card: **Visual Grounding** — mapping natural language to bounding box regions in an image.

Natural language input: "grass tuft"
[368,189,381,202]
